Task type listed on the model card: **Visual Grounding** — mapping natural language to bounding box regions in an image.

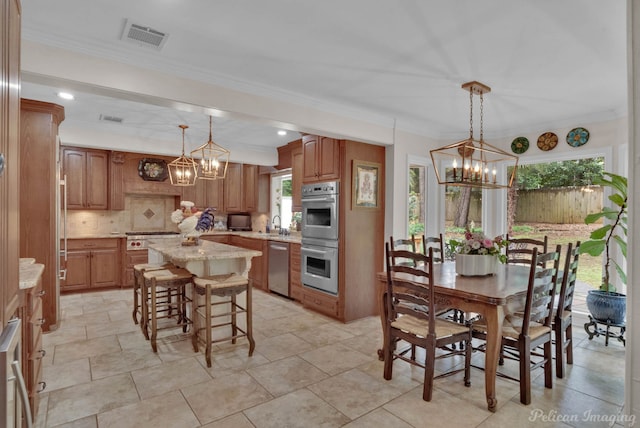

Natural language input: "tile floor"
[34,287,627,428]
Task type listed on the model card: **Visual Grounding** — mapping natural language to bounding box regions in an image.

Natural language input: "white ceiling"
[19,0,628,158]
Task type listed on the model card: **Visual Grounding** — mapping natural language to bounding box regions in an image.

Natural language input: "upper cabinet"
[181,177,225,212]
[224,163,258,213]
[291,141,303,211]
[302,134,340,183]
[63,147,109,210]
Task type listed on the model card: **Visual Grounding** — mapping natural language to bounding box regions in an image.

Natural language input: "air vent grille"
[121,19,168,50]
[99,114,124,124]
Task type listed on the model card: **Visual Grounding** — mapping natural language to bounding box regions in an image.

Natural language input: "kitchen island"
[147,238,262,278]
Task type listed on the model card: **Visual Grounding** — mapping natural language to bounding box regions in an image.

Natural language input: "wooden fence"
[446,186,603,224]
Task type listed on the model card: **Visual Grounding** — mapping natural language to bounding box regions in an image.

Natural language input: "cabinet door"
[63,149,87,209]
[86,150,109,209]
[224,163,244,212]
[243,164,258,212]
[62,250,91,291]
[291,145,303,211]
[302,135,319,181]
[205,178,225,212]
[91,248,120,288]
[317,137,340,180]
[182,177,207,209]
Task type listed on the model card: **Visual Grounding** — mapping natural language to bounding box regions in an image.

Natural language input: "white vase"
[455,254,498,276]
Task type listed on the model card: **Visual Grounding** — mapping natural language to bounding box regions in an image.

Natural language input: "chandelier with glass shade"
[190,116,230,180]
[168,124,198,186]
[430,81,518,189]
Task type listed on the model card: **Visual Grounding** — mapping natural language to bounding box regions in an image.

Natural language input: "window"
[271,173,292,229]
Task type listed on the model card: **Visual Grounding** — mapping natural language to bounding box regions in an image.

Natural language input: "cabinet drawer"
[28,332,45,386]
[67,238,119,250]
[29,298,44,349]
[302,287,339,318]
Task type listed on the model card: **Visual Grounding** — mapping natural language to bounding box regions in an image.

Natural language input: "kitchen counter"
[19,259,45,289]
[67,230,301,244]
[148,238,262,277]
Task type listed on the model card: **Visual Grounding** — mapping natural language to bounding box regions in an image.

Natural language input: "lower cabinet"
[124,250,149,287]
[302,286,339,318]
[229,236,268,291]
[200,234,230,244]
[290,243,302,301]
[21,276,46,421]
[62,239,121,291]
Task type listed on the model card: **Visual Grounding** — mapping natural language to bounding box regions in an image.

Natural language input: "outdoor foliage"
[514,158,604,190]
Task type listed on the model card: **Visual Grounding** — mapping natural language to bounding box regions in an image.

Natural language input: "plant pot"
[586,289,626,325]
[455,254,498,276]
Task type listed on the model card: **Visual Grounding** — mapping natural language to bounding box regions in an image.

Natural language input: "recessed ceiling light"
[57,92,75,100]
[277,130,287,136]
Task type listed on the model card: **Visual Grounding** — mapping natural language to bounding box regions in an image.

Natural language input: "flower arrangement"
[449,230,508,264]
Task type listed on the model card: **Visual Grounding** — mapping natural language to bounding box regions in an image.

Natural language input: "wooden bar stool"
[133,262,172,339]
[192,273,255,367]
[143,267,194,352]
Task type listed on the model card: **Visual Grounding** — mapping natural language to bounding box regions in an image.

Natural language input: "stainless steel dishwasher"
[268,241,290,297]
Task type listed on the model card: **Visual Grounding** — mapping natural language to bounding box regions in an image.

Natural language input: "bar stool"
[143,267,194,352]
[133,262,172,339]
[192,273,255,367]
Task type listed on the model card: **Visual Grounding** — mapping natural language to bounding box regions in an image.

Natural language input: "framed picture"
[138,158,169,182]
[352,160,380,209]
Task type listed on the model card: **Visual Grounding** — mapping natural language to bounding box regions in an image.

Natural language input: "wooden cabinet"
[229,236,267,291]
[200,234,230,244]
[302,134,340,183]
[289,243,302,301]
[62,239,120,292]
[20,99,65,331]
[1,0,22,326]
[63,147,109,210]
[302,286,339,318]
[205,179,225,212]
[291,142,303,211]
[123,249,148,287]
[243,164,258,212]
[21,276,46,420]
[224,163,259,213]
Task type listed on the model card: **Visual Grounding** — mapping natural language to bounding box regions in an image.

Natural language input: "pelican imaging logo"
[529,409,635,426]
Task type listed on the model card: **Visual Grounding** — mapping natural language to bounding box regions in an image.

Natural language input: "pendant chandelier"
[168,124,198,186]
[430,81,518,189]
[190,116,230,180]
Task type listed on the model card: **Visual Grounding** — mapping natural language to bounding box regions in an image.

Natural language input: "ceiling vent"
[121,19,169,50]
[99,114,124,124]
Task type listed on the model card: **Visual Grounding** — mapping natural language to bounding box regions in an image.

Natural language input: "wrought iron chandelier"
[430,81,518,189]
[168,124,198,186]
[190,116,230,180]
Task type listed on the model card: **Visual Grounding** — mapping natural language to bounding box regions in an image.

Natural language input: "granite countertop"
[68,231,302,244]
[19,259,44,289]
[148,239,262,262]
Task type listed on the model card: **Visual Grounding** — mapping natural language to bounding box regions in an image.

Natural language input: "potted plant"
[579,172,627,325]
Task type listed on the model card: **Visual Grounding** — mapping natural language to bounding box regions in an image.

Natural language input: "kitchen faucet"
[272,215,281,230]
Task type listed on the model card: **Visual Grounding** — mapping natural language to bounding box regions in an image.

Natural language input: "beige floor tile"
[131,357,211,400]
[42,358,91,392]
[47,415,98,428]
[200,412,255,428]
[182,372,272,424]
[307,368,410,419]
[342,407,414,428]
[46,373,139,426]
[300,342,374,375]
[247,355,328,396]
[291,322,355,347]
[90,347,163,379]
[52,335,122,364]
[85,317,140,339]
[42,325,87,348]
[256,332,315,361]
[243,388,350,428]
[97,391,200,428]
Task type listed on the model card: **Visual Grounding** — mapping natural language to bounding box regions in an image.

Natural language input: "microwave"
[227,213,252,231]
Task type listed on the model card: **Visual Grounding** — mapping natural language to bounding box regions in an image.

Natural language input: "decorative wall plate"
[511,137,529,154]
[537,132,558,151]
[566,127,590,147]
[138,158,169,181]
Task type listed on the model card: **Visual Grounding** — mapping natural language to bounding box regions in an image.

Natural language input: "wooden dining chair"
[505,234,548,265]
[389,235,418,267]
[422,234,445,262]
[383,244,472,401]
[553,241,581,378]
[472,245,561,405]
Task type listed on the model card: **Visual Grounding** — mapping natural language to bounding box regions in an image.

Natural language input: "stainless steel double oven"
[301,181,339,295]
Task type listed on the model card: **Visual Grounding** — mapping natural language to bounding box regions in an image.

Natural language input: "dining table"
[377,261,531,412]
